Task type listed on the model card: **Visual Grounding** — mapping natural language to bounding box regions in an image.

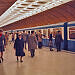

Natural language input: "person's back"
[49,34,52,41]
[55,31,63,52]
[28,31,37,57]
[29,35,37,50]
[55,33,62,44]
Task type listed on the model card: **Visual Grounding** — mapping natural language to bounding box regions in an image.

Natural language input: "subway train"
[8,22,75,52]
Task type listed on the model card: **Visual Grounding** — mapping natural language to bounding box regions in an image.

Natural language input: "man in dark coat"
[0,29,6,63]
[55,31,63,52]
[14,33,25,62]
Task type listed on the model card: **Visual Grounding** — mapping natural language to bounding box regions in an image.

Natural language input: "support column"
[67,27,69,40]
[64,22,68,50]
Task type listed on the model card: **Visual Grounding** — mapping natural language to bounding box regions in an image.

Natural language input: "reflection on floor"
[0,42,75,75]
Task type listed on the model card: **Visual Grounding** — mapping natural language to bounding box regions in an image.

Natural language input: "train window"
[69,27,75,39]
[43,29,47,38]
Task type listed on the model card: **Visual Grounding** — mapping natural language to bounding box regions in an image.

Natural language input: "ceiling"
[0,0,75,31]
[0,0,17,16]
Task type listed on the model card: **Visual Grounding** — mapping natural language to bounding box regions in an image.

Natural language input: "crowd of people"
[0,29,63,63]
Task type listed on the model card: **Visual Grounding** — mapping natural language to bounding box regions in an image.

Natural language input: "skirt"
[16,50,25,56]
[38,42,42,49]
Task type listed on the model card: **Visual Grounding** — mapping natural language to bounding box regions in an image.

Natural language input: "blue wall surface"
[42,39,75,52]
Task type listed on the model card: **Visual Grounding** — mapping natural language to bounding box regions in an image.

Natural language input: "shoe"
[17,58,19,62]
[20,60,23,62]
[31,55,34,58]
[50,49,53,51]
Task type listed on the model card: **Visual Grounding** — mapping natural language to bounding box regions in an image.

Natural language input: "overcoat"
[14,38,25,56]
[28,35,37,51]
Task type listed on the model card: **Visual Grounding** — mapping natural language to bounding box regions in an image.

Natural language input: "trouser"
[30,49,35,57]
[50,46,53,51]
[12,38,14,42]
[56,43,61,51]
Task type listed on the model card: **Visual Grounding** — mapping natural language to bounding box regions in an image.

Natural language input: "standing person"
[27,31,30,52]
[0,29,6,63]
[14,33,25,62]
[5,32,8,45]
[22,31,27,50]
[38,31,42,49]
[28,31,37,57]
[16,31,19,39]
[12,33,15,43]
[55,31,63,52]
[49,33,53,51]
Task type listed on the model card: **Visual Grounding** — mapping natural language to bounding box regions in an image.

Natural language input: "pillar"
[64,22,68,50]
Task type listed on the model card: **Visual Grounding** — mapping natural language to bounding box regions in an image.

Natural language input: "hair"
[0,29,3,32]
[28,31,30,34]
[5,32,7,34]
[17,31,19,32]
[58,30,60,33]
[23,30,25,32]
[39,30,41,33]
[31,31,34,34]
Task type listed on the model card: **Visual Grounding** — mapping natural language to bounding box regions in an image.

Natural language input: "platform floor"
[0,42,75,75]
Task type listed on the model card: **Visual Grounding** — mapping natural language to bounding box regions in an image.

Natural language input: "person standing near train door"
[38,31,42,49]
[49,33,53,51]
[0,29,6,63]
[55,31,63,52]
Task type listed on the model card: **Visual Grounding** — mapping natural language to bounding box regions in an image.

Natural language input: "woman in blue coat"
[14,34,25,62]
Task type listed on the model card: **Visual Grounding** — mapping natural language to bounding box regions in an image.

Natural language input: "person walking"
[38,31,42,49]
[0,29,6,63]
[55,31,63,52]
[14,33,25,62]
[12,33,15,43]
[22,31,27,50]
[5,32,8,45]
[28,31,37,57]
[49,33,53,51]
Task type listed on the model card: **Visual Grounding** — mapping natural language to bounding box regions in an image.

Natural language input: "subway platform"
[0,42,75,75]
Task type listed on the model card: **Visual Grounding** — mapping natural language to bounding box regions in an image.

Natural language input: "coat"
[14,38,25,56]
[28,35,37,51]
[55,34,63,45]
[0,34,6,52]
[38,33,42,42]
[21,33,27,41]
